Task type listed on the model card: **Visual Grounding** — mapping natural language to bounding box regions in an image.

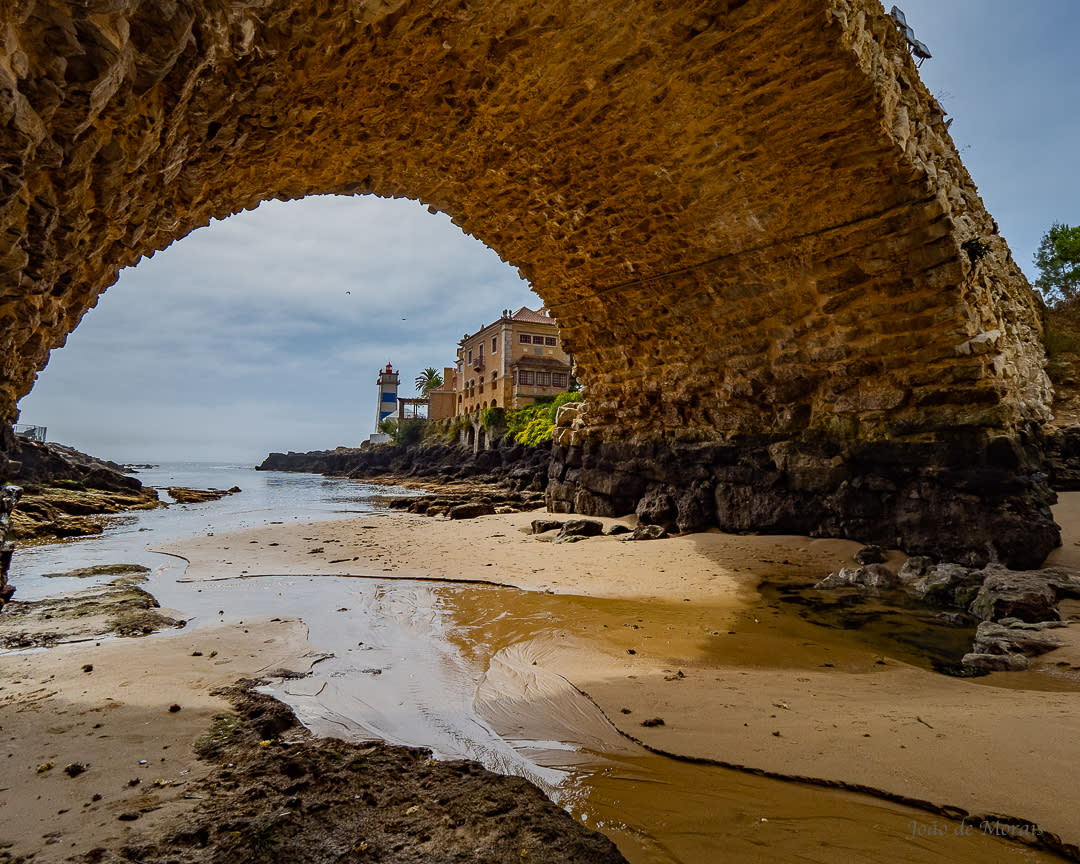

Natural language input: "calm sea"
[10,461,415,601]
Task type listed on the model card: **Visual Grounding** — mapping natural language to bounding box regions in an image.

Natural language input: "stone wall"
[0,0,1058,563]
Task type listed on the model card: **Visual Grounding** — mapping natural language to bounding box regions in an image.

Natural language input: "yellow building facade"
[456,307,573,415]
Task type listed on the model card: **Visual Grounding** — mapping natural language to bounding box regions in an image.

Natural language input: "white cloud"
[19,195,538,462]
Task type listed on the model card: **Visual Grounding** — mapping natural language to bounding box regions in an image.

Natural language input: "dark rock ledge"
[815,555,1080,675]
[548,429,1060,571]
[57,681,628,864]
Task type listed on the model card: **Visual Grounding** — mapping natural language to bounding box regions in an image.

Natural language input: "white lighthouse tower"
[373,362,399,439]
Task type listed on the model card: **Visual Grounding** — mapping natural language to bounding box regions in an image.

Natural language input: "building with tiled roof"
[455,306,573,414]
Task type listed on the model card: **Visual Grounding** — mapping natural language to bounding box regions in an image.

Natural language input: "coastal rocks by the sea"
[635,489,678,533]
[909,563,986,608]
[389,488,546,519]
[42,563,150,579]
[622,524,669,542]
[962,619,1068,674]
[815,564,897,590]
[897,556,935,583]
[808,557,1080,675]
[142,682,629,864]
[1044,425,1080,491]
[557,519,604,540]
[531,518,563,534]
[967,566,1080,623]
[547,436,1059,569]
[449,502,496,520]
[0,572,184,649]
[166,486,241,504]
[853,545,887,565]
[4,439,161,544]
[0,484,19,609]
[259,440,553,496]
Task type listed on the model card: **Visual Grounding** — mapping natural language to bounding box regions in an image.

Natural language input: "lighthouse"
[374,362,399,432]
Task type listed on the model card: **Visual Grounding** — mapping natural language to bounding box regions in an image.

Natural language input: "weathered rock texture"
[0,0,1057,563]
[4,437,160,542]
[0,482,19,609]
[259,441,551,491]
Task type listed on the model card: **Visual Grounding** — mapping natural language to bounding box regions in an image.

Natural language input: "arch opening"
[0,0,1059,564]
[13,194,538,461]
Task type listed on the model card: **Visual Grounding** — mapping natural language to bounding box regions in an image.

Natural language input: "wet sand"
[0,611,316,859]
[4,495,1078,861]
[153,494,1080,854]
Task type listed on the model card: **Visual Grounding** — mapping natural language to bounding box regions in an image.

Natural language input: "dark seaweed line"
[563,678,1080,863]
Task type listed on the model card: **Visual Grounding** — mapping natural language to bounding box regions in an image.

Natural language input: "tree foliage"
[377,416,424,446]
[1034,223,1080,305]
[506,391,583,447]
[414,367,443,396]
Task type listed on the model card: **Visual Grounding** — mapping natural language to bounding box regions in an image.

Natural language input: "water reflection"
[10,464,416,600]
[147,573,1065,864]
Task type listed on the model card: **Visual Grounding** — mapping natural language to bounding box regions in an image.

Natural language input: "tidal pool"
[147,572,1069,864]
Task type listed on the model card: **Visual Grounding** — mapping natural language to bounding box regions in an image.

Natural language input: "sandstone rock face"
[0,1,1056,562]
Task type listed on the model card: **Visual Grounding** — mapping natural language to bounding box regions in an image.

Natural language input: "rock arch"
[0,0,1057,564]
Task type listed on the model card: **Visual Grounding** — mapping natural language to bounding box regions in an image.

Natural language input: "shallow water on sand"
[8,469,1071,863]
[10,464,416,600]
[148,573,1064,864]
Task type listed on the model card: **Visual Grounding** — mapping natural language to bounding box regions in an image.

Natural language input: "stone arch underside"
[0,0,1058,565]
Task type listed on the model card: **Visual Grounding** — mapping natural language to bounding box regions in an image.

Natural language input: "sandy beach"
[0,605,315,859]
[155,498,1080,849]
[2,492,1079,861]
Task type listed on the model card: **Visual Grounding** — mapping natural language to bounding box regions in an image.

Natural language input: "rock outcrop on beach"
[259,441,552,493]
[2,438,161,545]
[547,432,1060,570]
[815,554,1080,675]
[0,484,19,611]
[1045,426,1080,491]
[0,566,182,649]
[115,682,629,864]
[167,486,241,504]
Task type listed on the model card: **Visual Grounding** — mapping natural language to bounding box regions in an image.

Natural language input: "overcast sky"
[17,2,1078,464]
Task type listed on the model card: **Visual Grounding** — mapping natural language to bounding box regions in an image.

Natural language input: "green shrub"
[377,417,397,437]
[395,418,425,447]
[505,391,582,447]
[447,416,468,443]
[480,406,505,430]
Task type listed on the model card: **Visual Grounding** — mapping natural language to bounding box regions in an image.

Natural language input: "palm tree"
[414,367,443,396]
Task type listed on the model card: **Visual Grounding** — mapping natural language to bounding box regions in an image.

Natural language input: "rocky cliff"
[2,437,160,545]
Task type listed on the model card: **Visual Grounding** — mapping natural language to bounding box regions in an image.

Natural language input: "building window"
[519,334,532,344]
[553,373,568,388]
[468,349,473,363]
[479,342,484,359]
[519,370,534,385]
[491,371,497,382]
[545,336,557,346]
[492,336,497,352]
[539,372,551,387]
